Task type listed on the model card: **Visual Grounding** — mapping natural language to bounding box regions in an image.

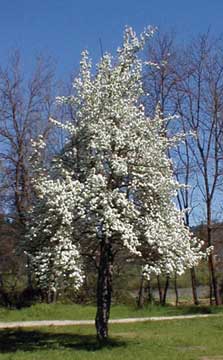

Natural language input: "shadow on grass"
[178,305,217,315]
[134,304,219,316]
[152,304,222,315]
[0,329,126,353]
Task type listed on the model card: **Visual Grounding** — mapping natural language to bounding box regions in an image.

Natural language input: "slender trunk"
[147,280,153,304]
[0,274,3,288]
[174,274,179,306]
[162,276,169,306]
[95,238,113,341]
[209,278,213,305]
[207,217,221,305]
[184,212,199,306]
[190,267,199,305]
[26,255,33,289]
[209,253,220,305]
[137,275,144,308]
[47,290,51,304]
[157,276,163,304]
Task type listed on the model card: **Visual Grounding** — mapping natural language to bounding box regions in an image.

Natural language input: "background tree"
[143,31,201,305]
[0,51,57,289]
[176,34,223,305]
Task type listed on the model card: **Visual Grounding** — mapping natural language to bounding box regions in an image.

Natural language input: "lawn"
[0,316,223,359]
[0,303,223,322]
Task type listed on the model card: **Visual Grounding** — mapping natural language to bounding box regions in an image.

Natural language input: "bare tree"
[0,51,57,288]
[173,125,200,305]
[176,33,223,305]
[143,29,180,119]
[0,51,56,221]
[143,30,201,305]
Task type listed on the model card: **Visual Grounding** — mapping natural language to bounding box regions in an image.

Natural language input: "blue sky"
[1,0,223,78]
[0,0,222,224]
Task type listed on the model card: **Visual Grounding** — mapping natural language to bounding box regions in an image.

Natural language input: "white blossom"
[25,26,204,293]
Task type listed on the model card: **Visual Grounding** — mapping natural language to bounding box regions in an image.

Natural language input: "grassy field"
[1,304,223,359]
[1,316,223,359]
[1,303,223,322]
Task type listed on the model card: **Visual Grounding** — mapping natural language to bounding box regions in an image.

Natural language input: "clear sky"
[1,0,223,78]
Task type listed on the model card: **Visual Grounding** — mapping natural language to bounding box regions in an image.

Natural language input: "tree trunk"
[157,276,163,304]
[209,254,221,305]
[147,279,153,304]
[26,255,33,289]
[190,267,199,305]
[206,220,221,305]
[209,278,213,305]
[174,273,179,306]
[95,238,113,341]
[162,276,169,306]
[0,274,3,288]
[137,275,144,308]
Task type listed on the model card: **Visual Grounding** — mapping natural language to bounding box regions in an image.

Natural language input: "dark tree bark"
[26,254,33,289]
[157,275,163,304]
[137,275,145,308]
[174,274,179,306]
[190,267,199,305]
[147,279,153,304]
[209,277,213,305]
[207,224,221,305]
[95,238,113,341]
[162,276,170,306]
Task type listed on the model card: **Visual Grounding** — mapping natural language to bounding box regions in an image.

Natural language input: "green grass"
[1,316,223,359]
[1,303,223,322]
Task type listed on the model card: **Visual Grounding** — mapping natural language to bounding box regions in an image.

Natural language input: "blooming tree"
[25,27,204,340]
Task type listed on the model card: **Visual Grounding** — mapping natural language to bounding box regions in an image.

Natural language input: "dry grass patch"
[178,345,206,352]
[200,357,223,360]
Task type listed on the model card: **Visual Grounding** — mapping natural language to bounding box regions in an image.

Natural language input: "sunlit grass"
[1,316,223,359]
[0,303,223,322]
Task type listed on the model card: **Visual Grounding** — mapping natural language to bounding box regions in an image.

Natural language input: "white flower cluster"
[26,172,84,292]
[26,26,204,292]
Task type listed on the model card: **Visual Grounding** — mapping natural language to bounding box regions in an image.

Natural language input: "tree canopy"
[25,27,204,340]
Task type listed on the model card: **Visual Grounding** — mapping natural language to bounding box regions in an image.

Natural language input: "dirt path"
[0,313,221,329]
